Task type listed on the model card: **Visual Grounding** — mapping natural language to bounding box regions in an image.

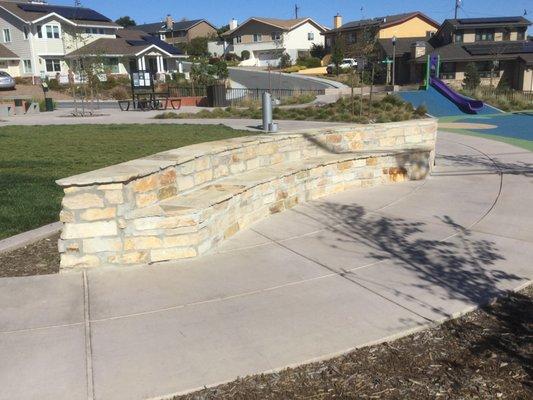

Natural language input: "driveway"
[0,131,531,400]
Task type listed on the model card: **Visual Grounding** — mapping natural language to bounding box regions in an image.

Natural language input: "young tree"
[217,24,230,37]
[279,53,292,68]
[181,37,209,57]
[463,62,480,90]
[310,43,327,60]
[115,16,136,28]
[331,39,344,76]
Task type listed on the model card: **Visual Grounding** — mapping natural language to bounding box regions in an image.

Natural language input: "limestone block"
[163,234,199,247]
[124,236,163,250]
[195,169,213,185]
[159,169,177,186]
[62,221,117,239]
[158,186,177,201]
[63,193,103,210]
[97,183,123,191]
[105,190,125,205]
[60,254,100,269]
[108,251,149,265]
[83,237,122,253]
[133,175,158,193]
[81,207,116,221]
[133,216,197,231]
[150,247,197,262]
[177,175,195,191]
[136,192,158,208]
[60,210,75,223]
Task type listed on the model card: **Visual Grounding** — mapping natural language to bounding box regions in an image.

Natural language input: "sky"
[50,0,532,29]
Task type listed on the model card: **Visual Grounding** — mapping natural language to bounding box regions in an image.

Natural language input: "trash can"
[45,97,54,112]
[207,84,228,107]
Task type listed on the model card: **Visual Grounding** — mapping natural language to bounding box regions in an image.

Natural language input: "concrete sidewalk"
[0,108,347,132]
[1,132,532,400]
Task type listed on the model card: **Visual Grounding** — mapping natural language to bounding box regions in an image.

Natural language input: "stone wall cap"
[56,120,437,188]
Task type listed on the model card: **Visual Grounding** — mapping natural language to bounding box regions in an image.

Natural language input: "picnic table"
[118,91,182,112]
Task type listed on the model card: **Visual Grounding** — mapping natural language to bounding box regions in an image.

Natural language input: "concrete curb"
[0,222,61,254]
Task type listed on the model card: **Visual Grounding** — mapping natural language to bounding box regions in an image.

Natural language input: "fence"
[166,85,324,106]
[475,87,533,104]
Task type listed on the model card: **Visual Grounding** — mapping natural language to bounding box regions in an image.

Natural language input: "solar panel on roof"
[464,41,533,55]
[457,17,523,24]
[18,4,111,22]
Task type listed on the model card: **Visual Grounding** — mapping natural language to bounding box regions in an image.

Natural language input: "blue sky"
[53,0,532,29]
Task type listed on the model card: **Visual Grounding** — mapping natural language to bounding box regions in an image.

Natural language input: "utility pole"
[294,4,300,19]
[455,0,462,19]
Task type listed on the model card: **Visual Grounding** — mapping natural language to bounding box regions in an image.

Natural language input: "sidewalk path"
[0,132,531,400]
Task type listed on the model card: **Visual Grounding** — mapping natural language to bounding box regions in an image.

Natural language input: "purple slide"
[430,77,484,114]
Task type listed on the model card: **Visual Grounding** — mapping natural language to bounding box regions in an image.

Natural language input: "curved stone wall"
[56,120,437,271]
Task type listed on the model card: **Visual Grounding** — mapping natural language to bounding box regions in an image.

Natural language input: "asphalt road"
[182,62,336,90]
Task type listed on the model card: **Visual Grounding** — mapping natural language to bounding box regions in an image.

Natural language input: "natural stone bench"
[56,120,437,271]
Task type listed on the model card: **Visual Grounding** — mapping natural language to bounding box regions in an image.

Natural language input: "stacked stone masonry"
[56,120,437,270]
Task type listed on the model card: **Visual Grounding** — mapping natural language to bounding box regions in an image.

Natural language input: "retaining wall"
[56,119,437,271]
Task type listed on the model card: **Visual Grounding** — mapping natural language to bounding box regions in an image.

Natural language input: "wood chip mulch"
[0,233,60,278]
[175,285,532,400]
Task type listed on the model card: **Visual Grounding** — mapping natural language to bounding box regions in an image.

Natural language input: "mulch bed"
[0,233,59,278]
[175,285,532,400]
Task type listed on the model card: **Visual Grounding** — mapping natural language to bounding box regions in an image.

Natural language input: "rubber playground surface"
[398,88,533,149]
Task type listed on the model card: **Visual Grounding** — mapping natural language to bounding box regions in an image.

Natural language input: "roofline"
[324,11,440,35]
[223,17,325,37]
[143,19,217,33]
[0,6,120,29]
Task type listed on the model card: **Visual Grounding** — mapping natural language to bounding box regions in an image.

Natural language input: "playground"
[398,54,532,149]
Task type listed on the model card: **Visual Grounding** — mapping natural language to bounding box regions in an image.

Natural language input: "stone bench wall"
[56,119,437,271]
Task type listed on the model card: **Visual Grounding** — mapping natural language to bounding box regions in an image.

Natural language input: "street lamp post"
[392,35,397,89]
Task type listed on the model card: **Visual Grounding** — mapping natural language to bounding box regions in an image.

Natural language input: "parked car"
[326,58,358,75]
[0,71,15,90]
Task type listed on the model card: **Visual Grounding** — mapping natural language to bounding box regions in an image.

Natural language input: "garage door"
[256,52,280,67]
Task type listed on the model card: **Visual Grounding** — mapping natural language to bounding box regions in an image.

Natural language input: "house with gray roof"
[134,16,217,47]
[0,1,184,79]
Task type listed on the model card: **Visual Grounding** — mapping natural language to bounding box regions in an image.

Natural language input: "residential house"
[220,17,327,67]
[323,12,440,84]
[0,0,121,78]
[411,17,533,91]
[0,42,18,75]
[0,0,183,80]
[66,29,184,76]
[135,16,217,47]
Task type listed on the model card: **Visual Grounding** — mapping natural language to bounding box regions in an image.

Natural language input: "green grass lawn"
[0,124,250,239]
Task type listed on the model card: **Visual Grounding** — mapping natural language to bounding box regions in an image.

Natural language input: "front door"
[147,58,158,74]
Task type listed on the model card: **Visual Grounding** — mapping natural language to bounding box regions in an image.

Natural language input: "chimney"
[333,13,342,29]
[411,41,427,59]
[165,15,174,31]
[229,18,238,30]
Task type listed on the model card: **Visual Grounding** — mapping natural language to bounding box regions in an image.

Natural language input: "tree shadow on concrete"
[293,202,530,374]
[436,152,533,177]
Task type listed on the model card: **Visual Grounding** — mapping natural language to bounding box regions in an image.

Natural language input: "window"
[37,25,42,38]
[103,57,119,74]
[253,33,262,42]
[454,32,463,43]
[23,60,32,73]
[3,28,11,43]
[99,28,105,35]
[45,25,60,39]
[476,61,499,78]
[160,33,165,40]
[271,32,281,41]
[517,29,525,41]
[45,59,61,72]
[23,26,29,40]
[475,29,494,42]
[347,32,356,44]
[234,36,241,44]
[440,62,456,79]
[307,32,314,41]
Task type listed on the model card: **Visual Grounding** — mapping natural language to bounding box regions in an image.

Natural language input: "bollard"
[262,91,272,132]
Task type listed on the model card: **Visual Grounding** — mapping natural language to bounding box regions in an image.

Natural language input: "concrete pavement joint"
[83,270,95,400]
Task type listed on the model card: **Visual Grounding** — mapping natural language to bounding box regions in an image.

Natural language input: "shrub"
[110,86,129,100]
[47,78,60,91]
[154,112,179,119]
[415,104,428,116]
[241,50,250,60]
[463,63,480,90]
[310,43,327,60]
[296,57,321,68]
[279,53,292,68]
[224,53,241,62]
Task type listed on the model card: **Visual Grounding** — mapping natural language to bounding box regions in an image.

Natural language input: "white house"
[0,0,184,79]
[219,17,327,66]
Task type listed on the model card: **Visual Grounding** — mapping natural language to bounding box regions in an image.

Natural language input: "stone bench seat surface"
[57,120,437,270]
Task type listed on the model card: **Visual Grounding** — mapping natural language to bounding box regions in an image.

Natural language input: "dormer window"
[517,29,525,40]
[271,32,281,41]
[253,34,262,42]
[454,32,463,43]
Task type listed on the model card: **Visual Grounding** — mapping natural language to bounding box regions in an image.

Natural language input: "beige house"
[220,17,327,67]
[0,42,18,75]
